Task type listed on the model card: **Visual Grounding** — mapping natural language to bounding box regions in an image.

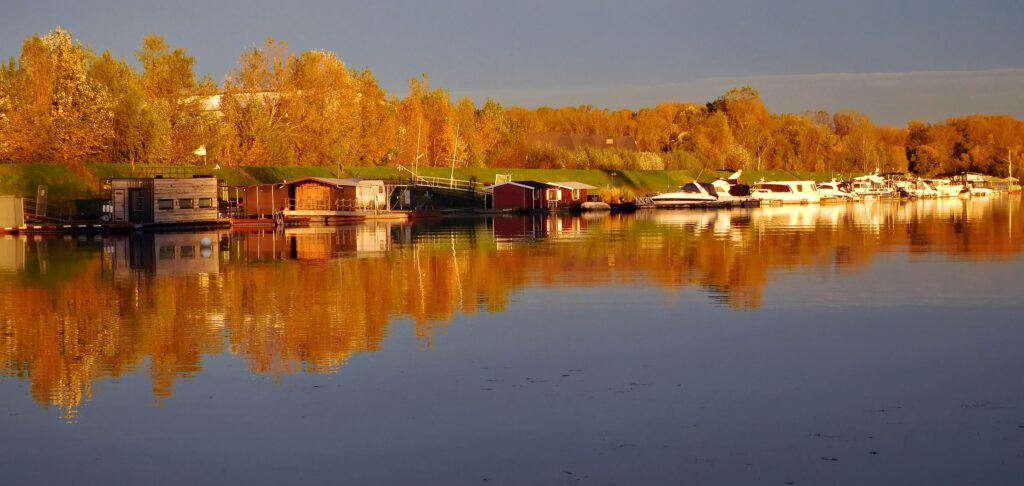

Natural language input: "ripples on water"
[1,196,1023,484]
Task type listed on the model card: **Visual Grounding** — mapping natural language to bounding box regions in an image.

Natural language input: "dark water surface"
[2,197,1024,485]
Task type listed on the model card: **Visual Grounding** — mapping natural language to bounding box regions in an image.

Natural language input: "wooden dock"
[651,198,761,209]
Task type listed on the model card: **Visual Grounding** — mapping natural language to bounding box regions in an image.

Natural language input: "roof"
[280,177,382,187]
[525,132,638,151]
[548,181,598,190]
[483,180,553,190]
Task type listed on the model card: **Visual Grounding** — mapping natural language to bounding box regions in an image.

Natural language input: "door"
[128,189,147,222]
[112,190,126,222]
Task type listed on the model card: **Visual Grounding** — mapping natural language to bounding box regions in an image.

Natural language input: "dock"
[652,198,761,209]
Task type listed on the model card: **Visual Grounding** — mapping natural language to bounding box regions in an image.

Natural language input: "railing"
[22,199,74,223]
[395,165,483,193]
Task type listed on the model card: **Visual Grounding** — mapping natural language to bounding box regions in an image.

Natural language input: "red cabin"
[485,181,555,211]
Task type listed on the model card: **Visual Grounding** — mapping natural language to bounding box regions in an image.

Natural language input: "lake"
[2,197,1024,485]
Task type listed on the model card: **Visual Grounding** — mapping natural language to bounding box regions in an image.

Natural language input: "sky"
[2,0,1023,125]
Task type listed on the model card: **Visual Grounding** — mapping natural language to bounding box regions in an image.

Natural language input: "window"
[180,246,195,258]
[159,245,175,259]
[179,198,194,209]
[198,198,213,208]
[157,199,174,210]
[547,189,561,201]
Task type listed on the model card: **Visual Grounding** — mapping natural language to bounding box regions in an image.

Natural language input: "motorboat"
[750,180,821,204]
[924,178,966,198]
[816,180,859,201]
[710,170,753,201]
[851,172,891,198]
[651,182,718,207]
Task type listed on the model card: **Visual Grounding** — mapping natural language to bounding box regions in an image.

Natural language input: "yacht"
[750,180,821,204]
[816,180,859,201]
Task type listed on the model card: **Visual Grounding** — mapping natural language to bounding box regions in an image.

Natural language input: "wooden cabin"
[242,178,389,217]
[109,177,219,225]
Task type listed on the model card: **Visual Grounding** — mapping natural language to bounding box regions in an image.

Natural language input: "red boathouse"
[486,181,555,211]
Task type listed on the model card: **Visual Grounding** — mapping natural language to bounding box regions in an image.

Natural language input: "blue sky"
[3,0,1023,124]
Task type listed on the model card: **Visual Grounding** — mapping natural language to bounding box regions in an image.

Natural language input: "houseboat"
[106,176,223,228]
[241,177,395,225]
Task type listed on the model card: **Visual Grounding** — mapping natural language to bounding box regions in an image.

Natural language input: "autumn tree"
[0,28,112,165]
[135,34,208,164]
[88,50,169,167]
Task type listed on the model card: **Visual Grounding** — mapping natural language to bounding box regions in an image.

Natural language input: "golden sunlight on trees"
[2,28,1023,176]
[0,27,112,165]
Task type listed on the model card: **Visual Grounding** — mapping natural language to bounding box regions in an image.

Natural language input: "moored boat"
[816,180,859,201]
[651,182,718,207]
[750,180,821,204]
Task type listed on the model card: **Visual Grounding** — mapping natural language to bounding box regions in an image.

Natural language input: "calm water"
[2,197,1024,485]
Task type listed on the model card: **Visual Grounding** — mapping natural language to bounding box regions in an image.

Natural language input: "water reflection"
[1,196,1022,419]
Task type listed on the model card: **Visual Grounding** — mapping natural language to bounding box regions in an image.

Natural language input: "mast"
[449,124,460,189]
[413,116,423,180]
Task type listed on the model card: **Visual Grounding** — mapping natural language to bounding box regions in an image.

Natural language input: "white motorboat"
[816,180,859,201]
[750,180,821,204]
[924,179,966,198]
[651,182,718,207]
[851,172,891,198]
[710,170,753,201]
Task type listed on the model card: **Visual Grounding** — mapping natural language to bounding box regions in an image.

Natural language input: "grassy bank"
[0,163,855,201]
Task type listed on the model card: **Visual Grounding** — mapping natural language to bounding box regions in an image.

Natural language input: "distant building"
[108,176,219,225]
[525,132,638,151]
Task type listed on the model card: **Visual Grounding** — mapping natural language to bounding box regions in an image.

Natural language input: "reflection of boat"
[750,181,821,204]
[816,180,859,201]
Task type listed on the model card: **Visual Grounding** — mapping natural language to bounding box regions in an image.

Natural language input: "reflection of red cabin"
[486,181,554,210]
[492,215,548,239]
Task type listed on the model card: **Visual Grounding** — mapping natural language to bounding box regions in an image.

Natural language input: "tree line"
[2,28,1022,176]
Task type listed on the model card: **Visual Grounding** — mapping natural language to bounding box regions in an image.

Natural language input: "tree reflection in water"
[1,197,1021,419]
